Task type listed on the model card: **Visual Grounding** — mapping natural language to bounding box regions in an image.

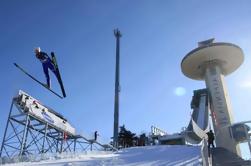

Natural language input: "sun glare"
[173,87,186,96]
[240,81,251,88]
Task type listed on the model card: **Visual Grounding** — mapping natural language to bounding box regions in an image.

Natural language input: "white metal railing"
[215,121,251,159]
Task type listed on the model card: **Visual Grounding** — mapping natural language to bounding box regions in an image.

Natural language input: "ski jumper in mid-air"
[14,47,66,98]
[34,47,59,88]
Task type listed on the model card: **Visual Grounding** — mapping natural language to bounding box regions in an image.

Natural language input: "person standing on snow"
[34,47,59,88]
[94,131,99,141]
[206,130,215,149]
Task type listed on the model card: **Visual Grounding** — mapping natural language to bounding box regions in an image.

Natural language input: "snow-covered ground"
[5,145,202,166]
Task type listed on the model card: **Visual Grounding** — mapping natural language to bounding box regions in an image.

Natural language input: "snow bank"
[4,145,202,166]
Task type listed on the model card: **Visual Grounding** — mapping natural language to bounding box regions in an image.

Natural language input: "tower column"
[204,63,238,154]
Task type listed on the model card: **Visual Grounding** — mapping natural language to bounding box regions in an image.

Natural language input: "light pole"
[113,29,121,148]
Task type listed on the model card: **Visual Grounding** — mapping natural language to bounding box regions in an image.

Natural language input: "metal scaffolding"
[0,91,115,164]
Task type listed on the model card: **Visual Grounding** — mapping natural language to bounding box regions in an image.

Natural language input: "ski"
[51,52,66,98]
[14,63,64,99]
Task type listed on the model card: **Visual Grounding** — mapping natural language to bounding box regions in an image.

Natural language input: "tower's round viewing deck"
[181,42,244,80]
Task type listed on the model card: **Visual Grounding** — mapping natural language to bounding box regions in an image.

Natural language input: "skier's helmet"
[34,47,41,54]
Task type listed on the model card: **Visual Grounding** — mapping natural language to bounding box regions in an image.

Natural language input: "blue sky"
[1,0,251,156]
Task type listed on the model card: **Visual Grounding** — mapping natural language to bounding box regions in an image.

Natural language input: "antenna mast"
[113,29,122,148]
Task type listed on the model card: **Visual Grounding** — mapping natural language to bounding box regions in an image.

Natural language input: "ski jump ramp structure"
[185,89,210,144]
[0,90,116,162]
[156,88,210,145]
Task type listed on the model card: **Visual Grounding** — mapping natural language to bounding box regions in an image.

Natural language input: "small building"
[158,133,185,145]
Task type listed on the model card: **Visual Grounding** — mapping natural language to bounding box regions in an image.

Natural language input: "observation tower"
[181,39,244,155]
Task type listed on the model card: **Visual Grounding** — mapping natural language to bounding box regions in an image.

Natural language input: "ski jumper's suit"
[36,52,59,88]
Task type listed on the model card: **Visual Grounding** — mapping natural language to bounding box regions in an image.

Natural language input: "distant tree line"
[116,125,148,148]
